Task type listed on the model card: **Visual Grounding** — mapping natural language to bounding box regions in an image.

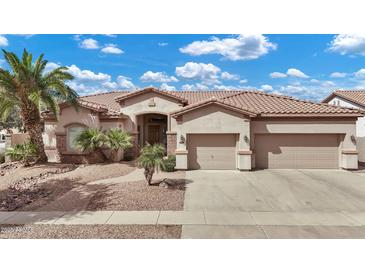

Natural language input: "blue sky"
[1,34,365,101]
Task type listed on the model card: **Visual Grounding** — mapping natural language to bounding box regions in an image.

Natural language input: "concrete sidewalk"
[1,210,365,226]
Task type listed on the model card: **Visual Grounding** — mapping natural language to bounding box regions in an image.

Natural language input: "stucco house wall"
[174,104,251,170]
[43,106,125,163]
[120,92,181,132]
[327,96,365,162]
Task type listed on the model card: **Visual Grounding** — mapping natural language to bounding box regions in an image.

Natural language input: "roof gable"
[171,97,258,118]
[114,87,188,104]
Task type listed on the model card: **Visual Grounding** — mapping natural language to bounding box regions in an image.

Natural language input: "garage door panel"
[188,134,236,170]
[255,134,340,169]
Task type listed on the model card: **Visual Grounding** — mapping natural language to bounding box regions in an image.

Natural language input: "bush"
[5,141,37,165]
[161,155,176,172]
[0,152,5,164]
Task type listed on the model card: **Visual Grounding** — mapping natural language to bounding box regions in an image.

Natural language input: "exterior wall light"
[179,135,185,144]
[351,135,356,144]
[243,135,249,143]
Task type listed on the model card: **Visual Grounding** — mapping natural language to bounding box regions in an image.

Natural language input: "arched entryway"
[136,113,168,151]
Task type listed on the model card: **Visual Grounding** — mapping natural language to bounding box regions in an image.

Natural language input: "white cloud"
[239,79,248,84]
[213,85,242,90]
[44,62,60,73]
[221,72,239,80]
[355,68,365,78]
[67,65,111,82]
[181,83,209,91]
[321,81,335,87]
[140,71,178,83]
[116,76,136,90]
[175,62,221,85]
[101,44,124,54]
[261,84,273,91]
[286,68,309,78]
[160,83,176,91]
[102,81,118,89]
[179,34,276,61]
[158,42,168,47]
[330,72,347,78]
[270,72,287,78]
[0,35,8,47]
[80,38,100,49]
[310,79,320,83]
[329,34,365,56]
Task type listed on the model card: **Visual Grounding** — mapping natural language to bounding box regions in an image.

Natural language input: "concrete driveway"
[184,169,365,212]
[182,169,365,238]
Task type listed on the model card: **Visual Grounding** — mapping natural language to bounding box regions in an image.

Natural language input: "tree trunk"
[21,105,47,163]
[144,167,155,185]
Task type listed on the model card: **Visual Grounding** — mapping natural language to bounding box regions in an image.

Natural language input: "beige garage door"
[255,134,340,169]
[188,134,237,170]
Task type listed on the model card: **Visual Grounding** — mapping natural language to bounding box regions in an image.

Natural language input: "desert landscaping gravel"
[0,224,181,239]
[87,171,186,211]
[0,162,136,211]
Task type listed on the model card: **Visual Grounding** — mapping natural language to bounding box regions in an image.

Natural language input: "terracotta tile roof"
[221,91,363,117]
[80,91,128,113]
[169,90,243,104]
[322,90,365,108]
[73,88,364,118]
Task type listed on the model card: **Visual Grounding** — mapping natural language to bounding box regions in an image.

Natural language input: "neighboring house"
[42,87,363,170]
[322,90,365,163]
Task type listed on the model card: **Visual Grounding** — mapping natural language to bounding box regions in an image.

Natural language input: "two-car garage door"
[254,134,340,169]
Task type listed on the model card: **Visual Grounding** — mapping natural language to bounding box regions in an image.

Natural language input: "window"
[67,126,85,152]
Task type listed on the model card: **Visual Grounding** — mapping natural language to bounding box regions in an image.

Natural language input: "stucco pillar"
[175,117,187,169]
[237,119,252,170]
[341,150,358,169]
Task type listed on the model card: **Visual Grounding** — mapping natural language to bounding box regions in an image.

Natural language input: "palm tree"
[0,49,78,162]
[137,143,165,185]
[74,128,107,159]
[105,128,133,161]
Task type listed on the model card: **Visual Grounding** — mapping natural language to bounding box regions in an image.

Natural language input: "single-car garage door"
[255,134,340,169]
[188,134,237,170]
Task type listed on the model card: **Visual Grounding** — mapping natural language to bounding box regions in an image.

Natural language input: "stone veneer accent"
[166,132,177,155]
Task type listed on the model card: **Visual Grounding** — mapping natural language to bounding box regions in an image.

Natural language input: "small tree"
[105,128,133,161]
[137,143,165,185]
[6,141,37,166]
[74,128,107,160]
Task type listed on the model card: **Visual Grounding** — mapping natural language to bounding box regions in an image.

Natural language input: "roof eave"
[259,113,364,118]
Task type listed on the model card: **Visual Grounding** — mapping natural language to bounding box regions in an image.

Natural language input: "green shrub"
[5,141,37,166]
[0,152,5,164]
[161,155,176,172]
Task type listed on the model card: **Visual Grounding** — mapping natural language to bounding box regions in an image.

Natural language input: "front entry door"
[147,125,160,144]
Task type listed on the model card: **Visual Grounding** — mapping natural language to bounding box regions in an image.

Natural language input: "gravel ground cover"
[87,171,187,211]
[0,162,136,211]
[0,224,181,239]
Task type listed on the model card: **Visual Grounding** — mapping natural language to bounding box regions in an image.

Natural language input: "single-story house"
[322,90,365,163]
[42,87,364,170]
